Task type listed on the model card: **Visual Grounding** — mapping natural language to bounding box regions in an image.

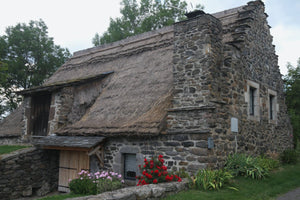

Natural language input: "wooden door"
[58,150,90,192]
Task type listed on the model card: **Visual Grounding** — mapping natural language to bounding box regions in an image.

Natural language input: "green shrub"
[69,172,97,195]
[224,154,269,179]
[280,149,298,164]
[69,170,124,195]
[195,169,234,190]
[256,155,280,171]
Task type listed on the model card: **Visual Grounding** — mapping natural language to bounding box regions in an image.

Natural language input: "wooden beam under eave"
[42,146,91,152]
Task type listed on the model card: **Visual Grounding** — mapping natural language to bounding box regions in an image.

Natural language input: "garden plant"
[69,170,124,195]
[136,154,182,185]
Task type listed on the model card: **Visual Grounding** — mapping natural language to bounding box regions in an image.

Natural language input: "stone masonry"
[0,147,59,199]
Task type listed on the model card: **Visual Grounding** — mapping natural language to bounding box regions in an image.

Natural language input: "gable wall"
[219,1,293,155]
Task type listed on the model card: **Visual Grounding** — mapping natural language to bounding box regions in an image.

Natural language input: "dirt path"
[276,187,300,200]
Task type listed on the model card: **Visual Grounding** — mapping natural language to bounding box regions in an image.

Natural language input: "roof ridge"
[73,26,174,58]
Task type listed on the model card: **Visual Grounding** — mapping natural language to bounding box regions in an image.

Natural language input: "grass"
[0,145,30,155]
[163,162,300,200]
[37,193,85,200]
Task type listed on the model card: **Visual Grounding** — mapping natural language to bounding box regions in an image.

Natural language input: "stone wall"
[0,135,23,145]
[219,0,293,154]
[66,179,189,200]
[166,0,293,170]
[0,147,59,199]
[105,134,218,176]
[167,11,235,168]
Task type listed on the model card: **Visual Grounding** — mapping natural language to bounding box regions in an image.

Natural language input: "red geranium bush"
[136,155,182,186]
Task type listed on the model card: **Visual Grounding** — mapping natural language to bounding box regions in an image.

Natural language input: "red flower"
[154,169,159,173]
[165,175,173,182]
[159,155,163,159]
[162,166,167,171]
[142,170,146,175]
[177,177,182,182]
[144,158,147,162]
[144,165,146,168]
[146,174,153,179]
[141,180,147,185]
[153,179,158,184]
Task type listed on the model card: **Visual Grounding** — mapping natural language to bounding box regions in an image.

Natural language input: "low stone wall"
[0,135,22,145]
[67,179,189,200]
[0,147,59,199]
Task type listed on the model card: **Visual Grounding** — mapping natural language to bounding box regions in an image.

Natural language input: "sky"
[0,0,299,75]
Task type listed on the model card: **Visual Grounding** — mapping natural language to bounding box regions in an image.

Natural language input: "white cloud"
[271,24,300,74]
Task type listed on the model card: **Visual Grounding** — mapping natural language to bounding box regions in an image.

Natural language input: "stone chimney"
[167,11,223,134]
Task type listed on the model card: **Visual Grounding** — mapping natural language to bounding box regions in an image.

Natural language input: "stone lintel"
[167,129,211,134]
[167,106,216,112]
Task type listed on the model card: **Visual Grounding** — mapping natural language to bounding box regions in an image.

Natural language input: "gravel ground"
[276,187,300,200]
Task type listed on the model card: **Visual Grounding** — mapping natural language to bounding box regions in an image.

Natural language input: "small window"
[268,89,277,122]
[249,87,256,116]
[269,94,275,120]
[124,154,136,180]
[246,80,260,121]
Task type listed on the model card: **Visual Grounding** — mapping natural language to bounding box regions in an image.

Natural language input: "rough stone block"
[163,142,181,147]
[22,186,32,197]
[182,141,194,147]
[151,186,166,198]
[189,148,207,156]
[196,141,207,148]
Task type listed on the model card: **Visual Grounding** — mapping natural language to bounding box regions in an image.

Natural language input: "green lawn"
[0,145,30,155]
[37,193,85,200]
[163,162,300,200]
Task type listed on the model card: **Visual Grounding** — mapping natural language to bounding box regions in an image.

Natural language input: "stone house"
[0,0,293,192]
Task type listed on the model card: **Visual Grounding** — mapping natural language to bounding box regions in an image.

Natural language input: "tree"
[0,19,71,119]
[92,0,203,46]
[284,58,300,147]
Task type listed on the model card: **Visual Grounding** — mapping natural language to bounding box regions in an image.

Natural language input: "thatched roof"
[0,104,24,137]
[50,27,174,136]
[11,1,261,137]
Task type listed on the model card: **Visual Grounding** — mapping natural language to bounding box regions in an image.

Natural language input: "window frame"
[123,153,137,180]
[268,89,278,123]
[245,80,260,121]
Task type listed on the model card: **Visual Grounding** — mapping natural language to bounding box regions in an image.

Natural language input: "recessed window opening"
[269,94,275,120]
[124,154,136,180]
[249,87,256,116]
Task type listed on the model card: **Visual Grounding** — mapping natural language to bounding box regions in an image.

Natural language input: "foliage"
[280,148,298,164]
[0,145,30,155]
[0,19,71,118]
[256,155,280,171]
[136,154,181,185]
[284,58,300,148]
[92,0,203,46]
[194,169,234,191]
[224,154,271,179]
[163,162,300,200]
[69,170,124,195]
[37,194,84,200]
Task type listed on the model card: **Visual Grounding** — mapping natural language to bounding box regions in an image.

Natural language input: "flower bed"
[69,170,124,195]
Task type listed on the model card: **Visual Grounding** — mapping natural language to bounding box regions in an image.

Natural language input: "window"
[246,80,260,121]
[269,94,274,120]
[268,89,277,122]
[249,87,256,115]
[124,154,136,180]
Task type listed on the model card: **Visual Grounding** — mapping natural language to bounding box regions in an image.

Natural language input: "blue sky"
[0,0,299,75]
